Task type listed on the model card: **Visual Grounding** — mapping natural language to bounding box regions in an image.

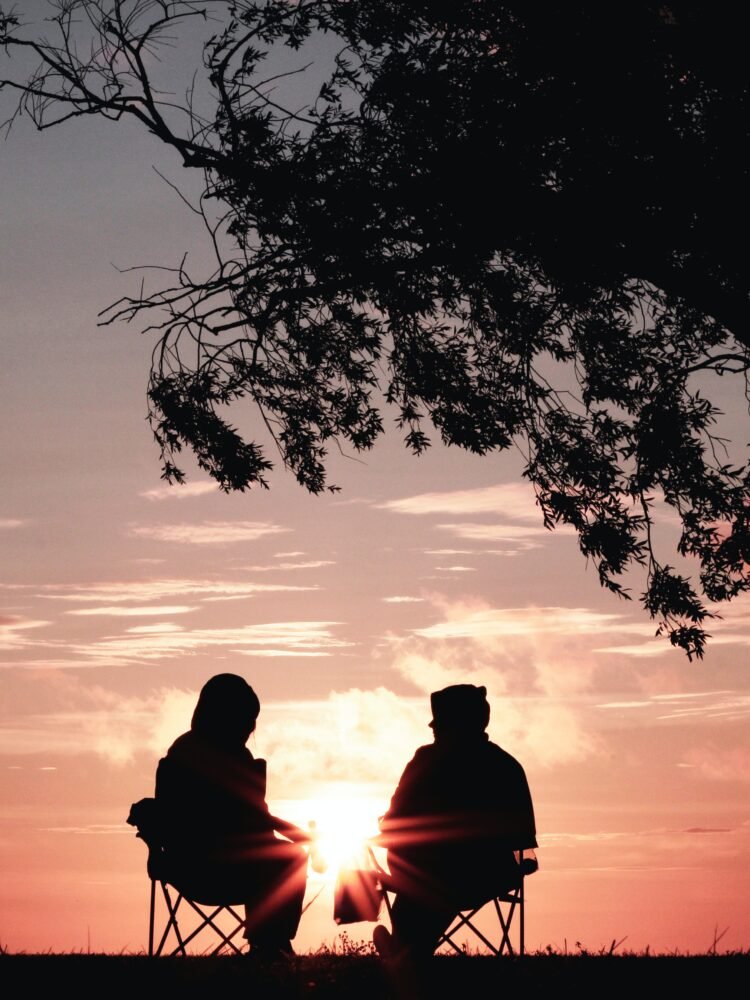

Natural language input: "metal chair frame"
[367,844,529,957]
[148,877,247,957]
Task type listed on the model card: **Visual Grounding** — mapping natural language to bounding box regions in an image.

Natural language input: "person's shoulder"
[163,730,196,760]
[401,743,437,771]
[486,740,527,773]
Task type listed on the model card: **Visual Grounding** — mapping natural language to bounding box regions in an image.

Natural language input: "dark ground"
[2,953,749,999]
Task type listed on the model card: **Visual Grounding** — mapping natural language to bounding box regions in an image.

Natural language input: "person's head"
[429,684,490,739]
[191,673,260,747]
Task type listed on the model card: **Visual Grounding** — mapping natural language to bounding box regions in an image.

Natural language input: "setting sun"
[279,788,387,880]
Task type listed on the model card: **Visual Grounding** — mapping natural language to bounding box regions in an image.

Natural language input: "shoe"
[247,939,296,962]
[373,924,395,962]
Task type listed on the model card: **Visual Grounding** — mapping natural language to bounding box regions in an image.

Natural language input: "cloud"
[0,682,426,787]
[241,561,335,572]
[387,646,598,767]
[0,615,52,650]
[382,596,425,604]
[434,565,475,573]
[39,578,315,603]
[684,827,732,834]
[380,484,579,553]
[65,605,197,617]
[412,605,626,642]
[381,483,542,519]
[62,620,352,666]
[257,690,427,797]
[126,623,184,634]
[41,824,130,835]
[437,522,549,544]
[381,597,613,766]
[139,482,218,501]
[0,685,199,763]
[596,636,749,657]
[0,518,24,529]
[539,824,748,876]
[130,521,289,544]
[1,607,350,667]
[235,649,333,658]
[682,747,750,781]
[597,690,750,724]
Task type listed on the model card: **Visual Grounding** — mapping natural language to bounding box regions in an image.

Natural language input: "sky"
[1,3,750,956]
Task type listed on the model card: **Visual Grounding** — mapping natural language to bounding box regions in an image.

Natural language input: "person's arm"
[377,749,428,848]
[268,814,312,843]
[510,761,538,850]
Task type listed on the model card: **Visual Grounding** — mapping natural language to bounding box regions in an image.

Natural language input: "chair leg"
[148,879,156,957]
[181,899,245,956]
[442,909,502,956]
[160,884,187,957]
[493,895,515,955]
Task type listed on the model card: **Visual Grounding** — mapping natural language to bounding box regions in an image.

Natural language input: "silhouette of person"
[154,673,309,958]
[374,684,537,961]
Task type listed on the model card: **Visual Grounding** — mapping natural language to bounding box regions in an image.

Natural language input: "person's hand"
[270,814,312,844]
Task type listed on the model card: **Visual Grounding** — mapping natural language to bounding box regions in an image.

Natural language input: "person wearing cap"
[374,684,537,961]
[153,673,311,959]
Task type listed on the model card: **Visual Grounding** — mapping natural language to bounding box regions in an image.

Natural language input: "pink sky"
[2,6,750,955]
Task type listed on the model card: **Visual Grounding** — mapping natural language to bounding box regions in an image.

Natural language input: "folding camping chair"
[367,844,536,957]
[128,797,248,956]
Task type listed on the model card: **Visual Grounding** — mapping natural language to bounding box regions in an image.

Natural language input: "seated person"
[375,684,537,961]
[152,673,310,959]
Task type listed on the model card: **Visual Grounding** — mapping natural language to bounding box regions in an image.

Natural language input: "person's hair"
[191,673,260,745]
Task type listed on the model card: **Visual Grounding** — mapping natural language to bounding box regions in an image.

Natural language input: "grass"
[2,944,749,999]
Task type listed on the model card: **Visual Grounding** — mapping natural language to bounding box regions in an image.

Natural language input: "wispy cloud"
[596,636,750,658]
[681,746,750,782]
[382,596,425,604]
[64,605,197,617]
[597,690,750,723]
[424,549,474,556]
[0,518,24,529]
[434,565,475,573]
[39,578,314,603]
[412,605,625,641]
[41,824,130,835]
[241,561,335,572]
[126,623,185,634]
[235,649,331,658]
[437,522,549,544]
[0,606,349,667]
[64,620,351,665]
[130,521,289,544]
[381,483,541,519]
[139,482,217,501]
[0,615,52,650]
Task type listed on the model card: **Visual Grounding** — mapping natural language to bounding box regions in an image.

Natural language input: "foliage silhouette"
[3,1,750,655]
